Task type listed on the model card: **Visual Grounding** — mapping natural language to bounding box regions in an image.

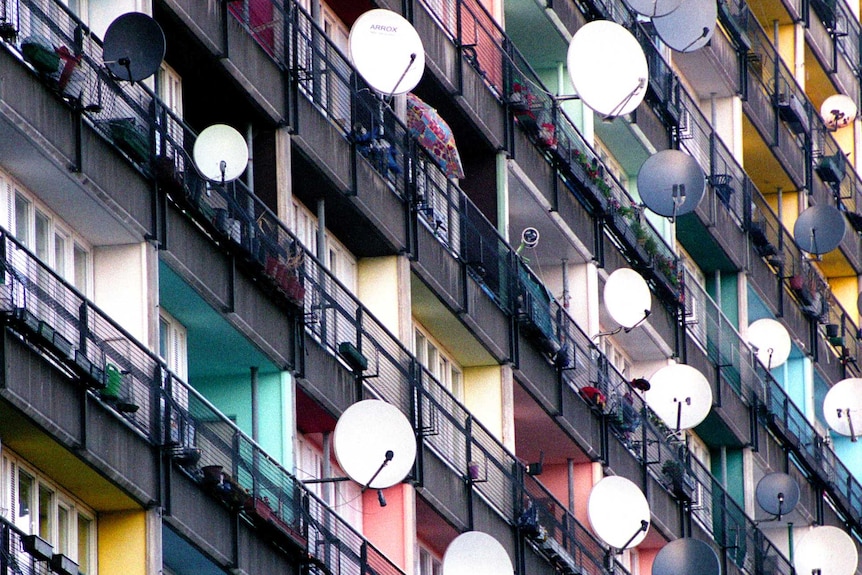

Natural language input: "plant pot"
[825,323,840,338]
[201,465,224,486]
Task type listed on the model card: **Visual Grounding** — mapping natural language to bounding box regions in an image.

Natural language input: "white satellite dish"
[652,0,717,53]
[588,476,650,549]
[567,20,648,118]
[820,94,857,130]
[348,9,425,96]
[638,150,706,219]
[442,531,514,575]
[794,526,858,575]
[193,124,249,183]
[823,378,862,441]
[603,268,652,330]
[332,399,416,489]
[746,318,791,370]
[645,364,712,432]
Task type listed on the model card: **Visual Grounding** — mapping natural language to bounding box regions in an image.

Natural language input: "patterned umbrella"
[406,92,465,179]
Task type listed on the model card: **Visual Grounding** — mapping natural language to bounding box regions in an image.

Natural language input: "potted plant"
[661,459,694,500]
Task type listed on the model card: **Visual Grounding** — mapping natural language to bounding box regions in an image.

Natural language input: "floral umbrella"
[406,92,465,179]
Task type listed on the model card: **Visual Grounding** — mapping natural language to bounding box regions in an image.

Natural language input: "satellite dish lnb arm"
[361,449,395,492]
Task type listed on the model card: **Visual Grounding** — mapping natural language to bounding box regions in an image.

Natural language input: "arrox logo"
[369,24,398,33]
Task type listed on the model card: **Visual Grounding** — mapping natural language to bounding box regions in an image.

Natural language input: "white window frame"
[294,433,362,531]
[413,323,464,400]
[1,449,97,573]
[2,167,93,296]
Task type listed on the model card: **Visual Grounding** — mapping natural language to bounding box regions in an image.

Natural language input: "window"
[414,324,463,400]
[291,199,357,292]
[295,434,362,530]
[159,309,188,381]
[416,545,443,575]
[157,63,183,118]
[1,451,96,573]
[3,168,92,295]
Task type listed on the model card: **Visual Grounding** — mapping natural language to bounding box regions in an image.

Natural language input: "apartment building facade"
[0,0,859,574]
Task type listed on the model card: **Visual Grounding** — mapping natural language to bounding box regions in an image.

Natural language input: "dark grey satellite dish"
[755,472,800,518]
[652,538,720,575]
[793,204,846,255]
[638,150,705,218]
[653,0,717,53]
[103,12,166,82]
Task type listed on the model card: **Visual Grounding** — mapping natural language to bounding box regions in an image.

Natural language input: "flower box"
[22,534,53,561]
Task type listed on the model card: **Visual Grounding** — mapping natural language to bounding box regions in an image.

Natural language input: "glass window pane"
[58,505,69,555]
[159,316,169,361]
[73,244,88,293]
[14,193,30,247]
[77,515,91,574]
[55,233,67,278]
[38,484,52,541]
[18,470,33,530]
[35,211,49,262]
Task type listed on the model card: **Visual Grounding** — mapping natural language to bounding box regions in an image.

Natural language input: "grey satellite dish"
[652,538,720,575]
[653,0,716,52]
[857,291,862,315]
[793,204,847,255]
[193,124,249,183]
[823,378,862,441]
[755,472,800,519]
[638,150,705,218]
[103,12,166,82]
[588,476,650,550]
[348,9,425,96]
[332,399,416,490]
[794,526,858,575]
[624,0,683,17]
[443,531,514,575]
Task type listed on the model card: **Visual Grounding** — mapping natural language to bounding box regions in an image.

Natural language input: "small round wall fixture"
[823,378,862,441]
[588,476,651,550]
[193,124,250,183]
[652,538,720,575]
[755,472,800,518]
[442,531,514,575]
[794,526,858,575]
[793,204,846,255]
[103,12,166,82]
[603,268,652,330]
[820,94,857,131]
[348,9,425,96]
[637,150,706,218]
[567,20,648,118]
[645,364,712,432]
[333,399,416,489]
[746,318,791,370]
[652,0,717,53]
[624,0,683,17]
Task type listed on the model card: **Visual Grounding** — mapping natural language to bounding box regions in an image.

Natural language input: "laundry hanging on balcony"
[406,92,465,179]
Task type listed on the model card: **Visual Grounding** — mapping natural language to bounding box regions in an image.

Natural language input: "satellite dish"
[793,204,846,255]
[348,9,425,96]
[820,94,857,130]
[652,538,720,575]
[823,378,862,441]
[442,531,514,575]
[637,150,706,218]
[746,318,791,370]
[193,124,249,183]
[624,0,683,17]
[794,526,858,575]
[603,268,652,330]
[332,399,416,489]
[587,476,650,549]
[567,20,648,118]
[755,472,800,518]
[103,12,166,82]
[652,0,717,53]
[645,364,712,432]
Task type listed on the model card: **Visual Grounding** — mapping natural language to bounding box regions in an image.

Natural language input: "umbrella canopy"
[406,92,465,179]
